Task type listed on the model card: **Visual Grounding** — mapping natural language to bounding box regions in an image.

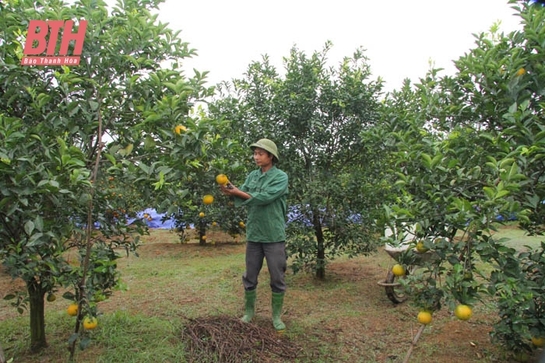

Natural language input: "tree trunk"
[198,220,206,246]
[0,341,6,363]
[313,213,326,280]
[27,278,47,353]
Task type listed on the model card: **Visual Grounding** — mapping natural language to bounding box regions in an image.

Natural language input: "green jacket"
[234,166,288,243]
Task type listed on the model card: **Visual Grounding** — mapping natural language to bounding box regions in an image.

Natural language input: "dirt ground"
[1,228,544,362]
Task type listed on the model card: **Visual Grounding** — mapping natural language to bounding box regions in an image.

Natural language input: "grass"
[1,226,545,362]
[491,224,544,251]
[1,310,189,362]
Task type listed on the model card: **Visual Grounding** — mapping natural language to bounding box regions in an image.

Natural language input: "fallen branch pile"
[180,315,302,363]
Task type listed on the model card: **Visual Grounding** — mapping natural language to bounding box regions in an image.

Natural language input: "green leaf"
[507,162,518,181]
[138,163,150,175]
[431,153,442,168]
[68,333,79,345]
[63,291,76,300]
[24,221,35,235]
[27,233,44,247]
[152,171,165,190]
[89,100,99,111]
[483,186,495,200]
[118,144,134,156]
[525,195,541,208]
[104,153,117,165]
[499,158,515,169]
[144,135,156,149]
[421,153,432,168]
[156,166,172,175]
[34,216,44,232]
[79,336,91,350]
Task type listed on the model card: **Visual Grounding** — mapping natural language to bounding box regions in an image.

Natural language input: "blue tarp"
[127,208,178,229]
[130,206,515,230]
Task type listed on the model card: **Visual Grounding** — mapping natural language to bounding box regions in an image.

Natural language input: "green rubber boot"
[241,289,256,323]
[271,292,286,332]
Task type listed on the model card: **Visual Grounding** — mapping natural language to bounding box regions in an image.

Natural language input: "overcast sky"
[153,0,523,92]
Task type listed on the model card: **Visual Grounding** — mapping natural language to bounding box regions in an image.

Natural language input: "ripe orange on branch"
[454,304,472,321]
[67,303,78,317]
[83,316,98,330]
[216,174,229,185]
[532,336,545,347]
[392,264,405,277]
[203,195,214,205]
[417,311,432,325]
[174,125,187,135]
[415,240,429,253]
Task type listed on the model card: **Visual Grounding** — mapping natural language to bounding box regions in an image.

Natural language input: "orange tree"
[0,0,220,357]
[372,1,545,357]
[172,89,248,248]
[210,42,389,279]
[171,159,249,246]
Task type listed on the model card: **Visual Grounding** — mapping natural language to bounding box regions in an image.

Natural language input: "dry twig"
[402,324,426,363]
[180,315,302,363]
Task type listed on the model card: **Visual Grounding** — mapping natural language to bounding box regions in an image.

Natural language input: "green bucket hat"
[250,138,279,161]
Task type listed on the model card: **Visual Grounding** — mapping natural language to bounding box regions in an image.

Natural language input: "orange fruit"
[516,68,526,77]
[415,240,428,253]
[199,212,205,218]
[174,125,187,135]
[46,293,56,302]
[203,195,214,205]
[239,221,245,228]
[202,235,207,241]
[83,316,98,330]
[454,304,472,321]
[417,311,432,325]
[532,336,545,347]
[215,174,229,185]
[392,264,405,277]
[67,303,78,317]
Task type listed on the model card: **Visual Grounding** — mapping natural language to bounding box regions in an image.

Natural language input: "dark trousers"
[243,241,286,293]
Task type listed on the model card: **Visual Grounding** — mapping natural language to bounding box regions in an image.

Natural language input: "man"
[220,138,289,332]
